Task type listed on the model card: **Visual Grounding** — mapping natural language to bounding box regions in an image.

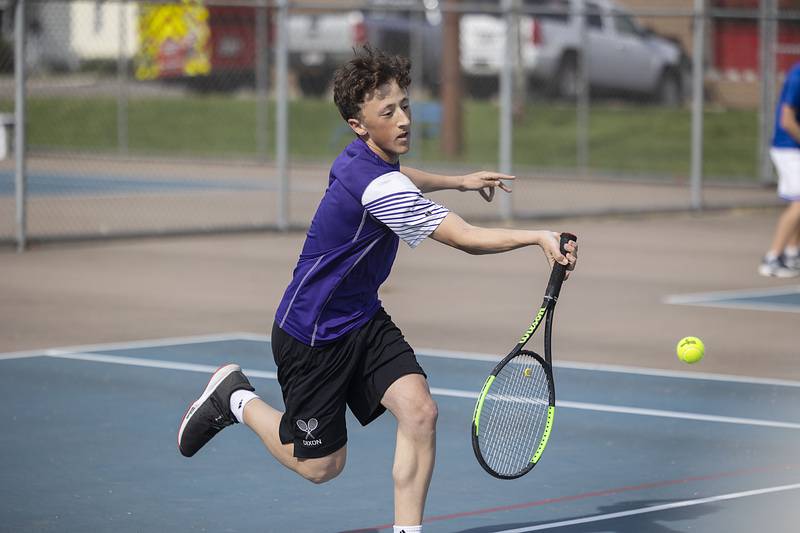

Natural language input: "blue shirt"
[773,62,800,149]
[275,138,450,346]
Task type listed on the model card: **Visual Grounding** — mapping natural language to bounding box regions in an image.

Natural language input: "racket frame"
[470,233,575,479]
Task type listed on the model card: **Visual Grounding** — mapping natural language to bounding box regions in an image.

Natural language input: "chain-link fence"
[1,0,798,247]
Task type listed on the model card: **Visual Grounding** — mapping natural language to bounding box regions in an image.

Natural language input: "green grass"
[1,95,759,180]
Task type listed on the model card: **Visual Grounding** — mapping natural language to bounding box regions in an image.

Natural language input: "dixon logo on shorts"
[297,418,322,446]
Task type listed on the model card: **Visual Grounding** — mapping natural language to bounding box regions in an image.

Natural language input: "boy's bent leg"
[381,373,438,526]
[242,397,346,484]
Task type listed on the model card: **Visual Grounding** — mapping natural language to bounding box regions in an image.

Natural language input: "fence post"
[15,0,27,251]
[117,0,129,156]
[409,7,423,162]
[276,0,290,230]
[256,0,269,163]
[759,0,777,185]
[498,0,515,222]
[690,0,706,210]
[575,1,589,174]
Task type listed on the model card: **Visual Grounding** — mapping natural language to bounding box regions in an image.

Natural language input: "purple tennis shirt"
[275,138,450,346]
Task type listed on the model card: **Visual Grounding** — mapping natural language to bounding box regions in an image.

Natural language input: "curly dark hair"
[333,45,411,121]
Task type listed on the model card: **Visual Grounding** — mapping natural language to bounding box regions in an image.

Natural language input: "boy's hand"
[539,231,578,280]
[460,171,515,202]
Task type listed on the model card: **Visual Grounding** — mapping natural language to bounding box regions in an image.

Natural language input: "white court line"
[666,284,800,302]
[42,352,800,430]
[420,349,800,388]
[493,482,800,532]
[46,352,277,380]
[2,331,800,389]
[665,285,800,314]
[0,332,259,360]
[229,337,800,389]
[428,387,800,430]
[664,300,800,313]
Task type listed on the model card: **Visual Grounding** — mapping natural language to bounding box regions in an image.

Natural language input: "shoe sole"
[758,265,799,278]
[177,363,241,456]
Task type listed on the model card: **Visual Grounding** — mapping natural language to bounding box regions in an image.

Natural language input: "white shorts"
[770,147,800,201]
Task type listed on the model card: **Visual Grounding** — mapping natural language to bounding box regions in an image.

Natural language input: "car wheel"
[656,71,682,107]
[554,55,578,100]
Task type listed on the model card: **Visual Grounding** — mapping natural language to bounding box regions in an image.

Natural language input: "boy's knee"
[404,397,438,434]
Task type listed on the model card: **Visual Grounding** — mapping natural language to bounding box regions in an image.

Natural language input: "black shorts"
[271,308,426,458]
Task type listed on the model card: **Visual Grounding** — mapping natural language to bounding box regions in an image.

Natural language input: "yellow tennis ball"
[676,336,704,364]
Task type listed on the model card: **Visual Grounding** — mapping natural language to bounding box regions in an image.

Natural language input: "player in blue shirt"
[760,61,800,277]
[178,46,578,532]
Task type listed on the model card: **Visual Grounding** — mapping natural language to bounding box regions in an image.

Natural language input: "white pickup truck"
[287,10,368,96]
[287,3,442,96]
[461,0,688,104]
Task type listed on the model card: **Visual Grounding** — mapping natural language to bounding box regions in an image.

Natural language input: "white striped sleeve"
[361,171,450,248]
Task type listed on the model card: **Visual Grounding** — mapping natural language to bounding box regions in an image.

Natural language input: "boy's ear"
[347,117,367,137]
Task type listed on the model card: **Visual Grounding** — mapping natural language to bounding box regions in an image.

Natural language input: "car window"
[523,0,569,23]
[614,12,640,36]
[585,2,603,30]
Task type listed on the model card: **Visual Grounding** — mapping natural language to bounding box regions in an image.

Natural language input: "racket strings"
[478,352,551,477]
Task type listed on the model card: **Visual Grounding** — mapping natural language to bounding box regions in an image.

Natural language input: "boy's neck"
[362,137,399,165]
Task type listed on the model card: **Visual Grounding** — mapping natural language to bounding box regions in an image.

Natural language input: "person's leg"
[241,398,346,484]
[765,148,800,274]
[782,223,800,269]
[177,363,346,484]
[380,374,438,527]
[766,201,800,258]
[787,230,800,250]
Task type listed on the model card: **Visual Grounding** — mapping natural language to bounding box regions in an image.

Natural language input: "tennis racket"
[471,232,576,479]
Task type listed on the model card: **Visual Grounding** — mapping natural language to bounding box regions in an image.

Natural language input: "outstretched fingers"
[465,171,515,201]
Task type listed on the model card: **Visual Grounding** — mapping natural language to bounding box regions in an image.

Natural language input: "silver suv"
[460,0,688,104]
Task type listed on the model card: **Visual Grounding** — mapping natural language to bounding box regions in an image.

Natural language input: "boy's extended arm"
[430,212,575,272]
[401,166,514,195]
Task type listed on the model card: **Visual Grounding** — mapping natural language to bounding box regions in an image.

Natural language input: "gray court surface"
[0,171,271,196]
[2,334,799,533]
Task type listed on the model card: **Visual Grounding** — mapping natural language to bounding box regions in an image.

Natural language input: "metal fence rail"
[1,0,795,249]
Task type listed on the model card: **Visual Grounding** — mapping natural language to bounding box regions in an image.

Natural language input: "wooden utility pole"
[441,0,462,157]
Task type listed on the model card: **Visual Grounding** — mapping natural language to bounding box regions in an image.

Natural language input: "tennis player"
[761,60,800,277]
[178,45,577,533]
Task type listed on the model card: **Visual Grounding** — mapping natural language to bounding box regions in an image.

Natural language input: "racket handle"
[545,232,576,299]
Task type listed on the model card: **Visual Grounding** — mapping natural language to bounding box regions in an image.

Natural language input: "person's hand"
[539,231,578,280]
[460,171,515,202]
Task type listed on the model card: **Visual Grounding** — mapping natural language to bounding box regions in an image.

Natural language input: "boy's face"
[347,79,411,164]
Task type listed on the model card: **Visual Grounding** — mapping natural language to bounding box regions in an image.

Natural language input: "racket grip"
[545,233,576,299]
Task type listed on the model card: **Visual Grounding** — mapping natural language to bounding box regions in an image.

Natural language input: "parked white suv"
[460,0,688,104]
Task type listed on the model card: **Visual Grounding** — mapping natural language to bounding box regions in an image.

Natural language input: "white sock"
[784,246,799,257]
[230,389,258,424]
[393,526,421,533]
[765,251,779,261]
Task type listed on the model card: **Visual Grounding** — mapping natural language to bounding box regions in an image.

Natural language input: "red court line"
[348,463,800,532]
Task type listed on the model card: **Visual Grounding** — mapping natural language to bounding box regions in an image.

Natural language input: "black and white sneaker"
[758,255,799,278]
[177,363,255,457]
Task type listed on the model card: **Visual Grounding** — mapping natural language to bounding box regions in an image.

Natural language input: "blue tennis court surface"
[665,285,800,313]
[2,334,799,532]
